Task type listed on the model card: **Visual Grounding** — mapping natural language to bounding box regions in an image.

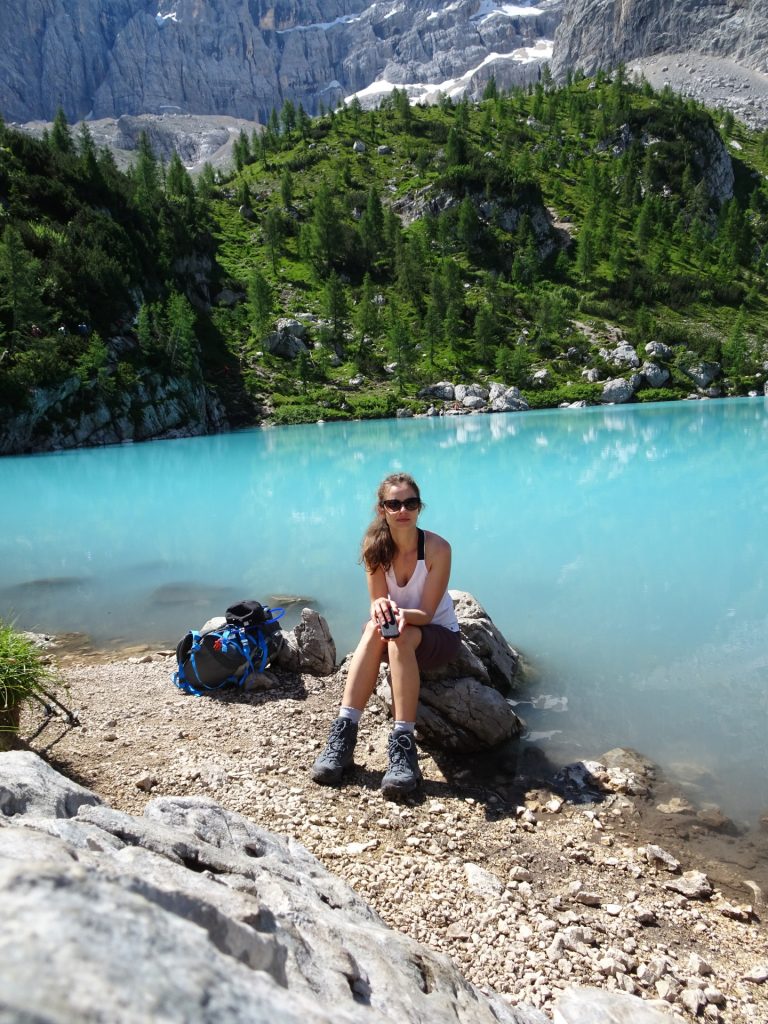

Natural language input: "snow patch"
[345,38,553,107]
[156,9,179,26]
[276,13,363,34]
[471,0,545,23]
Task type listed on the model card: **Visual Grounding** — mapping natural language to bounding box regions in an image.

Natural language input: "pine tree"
[322,270,349,347]
[248,269,273,337]
[50,108,74,155]
[263,206,285,274]
[0,226,44,341]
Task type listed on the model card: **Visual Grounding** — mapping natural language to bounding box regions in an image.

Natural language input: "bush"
[0,621,58,749]
[522,383,602,408]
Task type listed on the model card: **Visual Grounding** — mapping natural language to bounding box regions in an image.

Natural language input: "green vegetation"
[0,621,58,748]
[2,72,768,439]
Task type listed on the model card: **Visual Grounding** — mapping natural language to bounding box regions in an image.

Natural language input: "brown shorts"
[381,624,462,672]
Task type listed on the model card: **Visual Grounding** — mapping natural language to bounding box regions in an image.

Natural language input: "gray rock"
[608,343,641,369]
[375,591,523,751]
[292,608,336,676]
[554,985,679,1022]
[532,368,552,386]
[262,324,309,360]
[0,753,548,1024]
[462,396,487,410]
[401,676,523,752]
[1,370,227,456]
[581,368,602,383]
[0,750,103,818]
[663,870,714,899]
[685,361,721,388]
[601,378,637,404]
[641,361,670,388]
[491,387,529,412]
[419,381,455,401]
[645,340,674,360]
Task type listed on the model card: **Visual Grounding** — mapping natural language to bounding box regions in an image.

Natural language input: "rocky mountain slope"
[551,0,768,127]
[0,0,562,125]
[551,0,768,79]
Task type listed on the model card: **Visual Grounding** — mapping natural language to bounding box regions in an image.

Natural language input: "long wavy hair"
[361,473,423,573]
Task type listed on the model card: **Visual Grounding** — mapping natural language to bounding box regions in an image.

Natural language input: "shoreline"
[19,645,768,1022]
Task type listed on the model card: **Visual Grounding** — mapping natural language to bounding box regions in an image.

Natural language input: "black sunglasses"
[381,497,420,512]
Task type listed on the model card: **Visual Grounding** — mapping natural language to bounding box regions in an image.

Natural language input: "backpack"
[172,600,285,697]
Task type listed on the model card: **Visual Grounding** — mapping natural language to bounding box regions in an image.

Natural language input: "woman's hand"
[371,597,401,634]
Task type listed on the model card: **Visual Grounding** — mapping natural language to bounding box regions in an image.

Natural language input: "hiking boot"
[381,730,422,799]
[310,717,358,785]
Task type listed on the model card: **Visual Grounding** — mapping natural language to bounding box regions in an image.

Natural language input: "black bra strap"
[417,528,425,561]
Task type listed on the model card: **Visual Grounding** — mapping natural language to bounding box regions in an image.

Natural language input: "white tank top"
[384,529,459,632]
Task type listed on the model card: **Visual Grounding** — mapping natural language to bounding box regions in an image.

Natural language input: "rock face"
[551,0,768,82]
[377,591,524,752]
[0,0,563,125]
[0,370,227,455]
[0,749,548,1024]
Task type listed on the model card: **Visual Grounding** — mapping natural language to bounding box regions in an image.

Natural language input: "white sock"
[339,706,362,724]
[393,721,415,734]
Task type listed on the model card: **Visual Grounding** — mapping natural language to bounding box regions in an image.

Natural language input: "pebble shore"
[22,649,768,1023]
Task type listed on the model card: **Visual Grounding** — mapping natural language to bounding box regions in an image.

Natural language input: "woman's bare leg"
[341,620,387,710]
[387,626,422,722]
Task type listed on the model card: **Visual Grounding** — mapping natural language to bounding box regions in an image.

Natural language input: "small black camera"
[380,606,400,638]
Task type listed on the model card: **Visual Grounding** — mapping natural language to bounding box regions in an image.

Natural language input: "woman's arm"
[367,566,394,629]
[399,534,451,628]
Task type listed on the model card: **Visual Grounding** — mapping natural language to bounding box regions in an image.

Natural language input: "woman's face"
[380,482,420,525]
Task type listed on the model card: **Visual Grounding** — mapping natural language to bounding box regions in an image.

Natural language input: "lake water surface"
[1,399,767,824]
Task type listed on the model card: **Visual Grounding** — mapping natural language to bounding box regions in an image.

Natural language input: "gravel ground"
[19,645,768,1023]
[628,52,768,131]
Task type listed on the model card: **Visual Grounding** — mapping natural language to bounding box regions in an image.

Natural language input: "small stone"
[134,773,157,792]
[681,987,708,1015]
[634,906,658,925]
[664,871,713,899]
[719,900,753,922]
[644,844,681,872]
[655,977,679,1002]
[689,953,714,976]
[743,964,768,983]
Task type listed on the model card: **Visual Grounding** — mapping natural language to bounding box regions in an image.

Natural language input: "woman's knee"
[357,619,384,650]
[388,627,421,657]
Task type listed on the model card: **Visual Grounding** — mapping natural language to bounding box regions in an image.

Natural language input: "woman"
[311,472,461,797]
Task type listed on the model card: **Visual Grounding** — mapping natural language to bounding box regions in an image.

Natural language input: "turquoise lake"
[1,398,767,824]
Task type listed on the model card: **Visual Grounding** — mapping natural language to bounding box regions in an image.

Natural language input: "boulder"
[605,343,640,369]
[601,378,637,404]
[419,381,455,401]
[455,383,489,403]
[376,591,523,752]
[581,368,601,383]
[685,361,720,388]
[641,361,670,388]
[462,396,486,411]
[274,608,336,676]
[262,321,309,360]
[415,677,523,751]
[491,387,529,412]
[645,340,673,360]
[0,752,548,1024]
[532,368,551,386]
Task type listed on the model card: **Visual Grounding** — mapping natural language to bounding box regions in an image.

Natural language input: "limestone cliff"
[0,0,563,124]
[550,0,768,80]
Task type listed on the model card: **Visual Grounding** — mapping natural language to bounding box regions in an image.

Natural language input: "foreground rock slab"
[0,750,546,1024]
